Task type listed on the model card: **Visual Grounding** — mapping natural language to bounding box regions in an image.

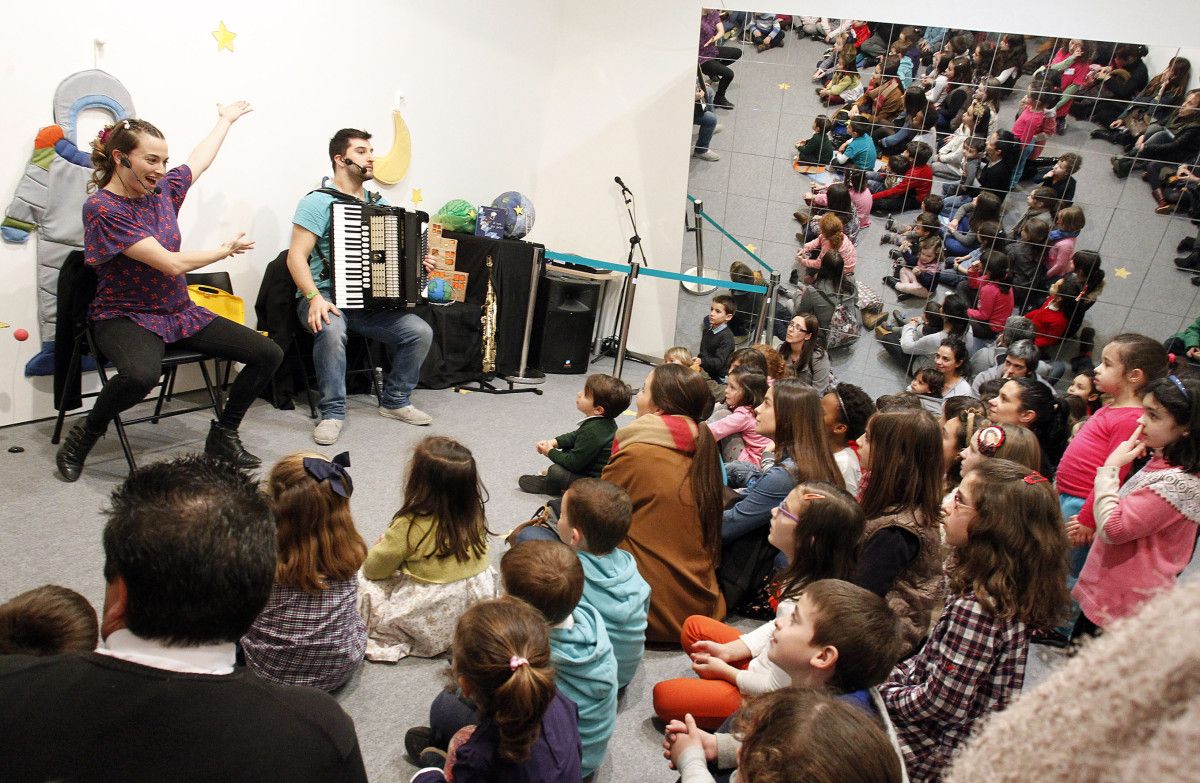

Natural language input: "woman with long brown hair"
[720,380,845,610]
[854,410,946,654]
[241,451,367,691]
[778,313,832,392]
[603,363,725,644]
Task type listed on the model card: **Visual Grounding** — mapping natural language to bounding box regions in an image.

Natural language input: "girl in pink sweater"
[1072,374,1200,635]
[708,368,771,467]
[798,213,856,279]
[966,252,1014,345]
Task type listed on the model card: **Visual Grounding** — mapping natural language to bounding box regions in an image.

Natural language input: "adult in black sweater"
[0,456,367,783]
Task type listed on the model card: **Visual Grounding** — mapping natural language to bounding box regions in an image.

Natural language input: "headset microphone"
[118,156,161,194]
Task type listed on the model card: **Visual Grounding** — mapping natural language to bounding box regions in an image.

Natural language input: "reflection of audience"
[698,9,741,110]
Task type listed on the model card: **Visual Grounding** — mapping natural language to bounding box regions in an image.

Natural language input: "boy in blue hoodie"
[502,541,617,780]
[555,478,650,691]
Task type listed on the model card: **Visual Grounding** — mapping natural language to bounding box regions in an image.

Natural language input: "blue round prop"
[491,191,536,239]
[427,277,454,304]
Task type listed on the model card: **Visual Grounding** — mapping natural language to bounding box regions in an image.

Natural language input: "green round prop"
[433,199,477,233]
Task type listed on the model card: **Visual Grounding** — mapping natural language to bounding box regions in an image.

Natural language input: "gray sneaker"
[380,405,433,426]
[693,149,720,161]
[313,419,344,445]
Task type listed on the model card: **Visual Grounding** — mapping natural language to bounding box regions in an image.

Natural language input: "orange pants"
[652,615,747,729]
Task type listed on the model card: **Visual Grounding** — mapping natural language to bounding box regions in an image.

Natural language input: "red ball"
[13,328,29,341]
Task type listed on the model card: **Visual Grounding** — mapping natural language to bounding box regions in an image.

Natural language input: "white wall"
[0,0,705,427]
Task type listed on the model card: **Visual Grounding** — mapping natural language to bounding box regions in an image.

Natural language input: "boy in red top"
[872,141,933,216]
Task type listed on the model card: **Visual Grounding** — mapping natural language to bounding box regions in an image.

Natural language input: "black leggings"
[700,45,742,102]
[85,316,283,434]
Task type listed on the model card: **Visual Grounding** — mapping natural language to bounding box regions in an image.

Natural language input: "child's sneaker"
[880,232,901,246]
[885,215,898,232]
[888,248,904,262]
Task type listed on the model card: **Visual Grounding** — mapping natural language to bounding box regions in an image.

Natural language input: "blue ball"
[427,278,453,303]
[491,191,535,239]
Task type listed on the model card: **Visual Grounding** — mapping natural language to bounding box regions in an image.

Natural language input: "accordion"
[329,201,429,310]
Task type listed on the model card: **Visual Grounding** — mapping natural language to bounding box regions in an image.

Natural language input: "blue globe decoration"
[427,277,454,304]
[491,191,535,239]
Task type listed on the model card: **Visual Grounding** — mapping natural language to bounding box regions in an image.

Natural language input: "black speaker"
[532,271,602,374]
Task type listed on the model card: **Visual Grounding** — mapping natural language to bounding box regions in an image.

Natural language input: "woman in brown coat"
[604,363,726,644]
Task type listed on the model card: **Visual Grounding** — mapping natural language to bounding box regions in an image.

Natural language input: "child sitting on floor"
[699,296,737,380]
[708,368,771,468]
[664,687,904,783]
[653,482,903,727]
[408,597,583,782]
[502,541,617,780]
[822,383,876,496]
[553,479,650,690]
[359,437,497,662]
[881,459,1068,782]
[519,373,631,496]
[880,193,943,246]
[832,116,877,172]
[910,367,947,413]
[0,585,97,656]
[794,115,835,168]
[242,452,367,692]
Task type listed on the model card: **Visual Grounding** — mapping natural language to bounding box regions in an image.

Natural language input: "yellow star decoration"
[468,209,478,219]
[778,82,791,91]
[1114,266,1131,279]
[410,188,423,205]
[745,243,758,253]
[212,21,237,52]
[514,205,524,216]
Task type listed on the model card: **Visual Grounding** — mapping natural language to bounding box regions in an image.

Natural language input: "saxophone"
[481,255,498,374]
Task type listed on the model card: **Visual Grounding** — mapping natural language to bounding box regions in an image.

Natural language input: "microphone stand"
[593,181,654,374]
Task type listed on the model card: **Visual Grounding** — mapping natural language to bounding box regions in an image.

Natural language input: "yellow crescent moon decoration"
[373,109,412,185]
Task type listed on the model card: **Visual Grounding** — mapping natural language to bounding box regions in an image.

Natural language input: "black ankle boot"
[205,421,261,469]
[56,422,103,482]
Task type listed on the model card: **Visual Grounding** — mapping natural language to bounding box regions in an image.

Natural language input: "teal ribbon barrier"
[686,194,771,273]
[544,250,768,295]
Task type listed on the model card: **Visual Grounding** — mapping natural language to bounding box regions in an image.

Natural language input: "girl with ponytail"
[411,597,582,782]
[602,363,726,643]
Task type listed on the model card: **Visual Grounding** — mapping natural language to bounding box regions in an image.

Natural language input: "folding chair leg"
[51,335,85,445]
[363,338,383,404]
[151,368,173,424]
[198,361,223,419]
[292,335,319,419]
[113,417,137,472]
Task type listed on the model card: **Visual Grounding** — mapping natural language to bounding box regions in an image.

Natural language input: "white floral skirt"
[357,567,498,662]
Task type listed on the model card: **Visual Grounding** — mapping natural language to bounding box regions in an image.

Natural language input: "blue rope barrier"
[544,250,768,294]
[687,194,772,273]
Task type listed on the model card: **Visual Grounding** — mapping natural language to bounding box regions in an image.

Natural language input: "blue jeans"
[1057,493,1089,637]
[296,297,433,420]
[879,126,917,154]
[941,193,973,214]
[694,105,717,153]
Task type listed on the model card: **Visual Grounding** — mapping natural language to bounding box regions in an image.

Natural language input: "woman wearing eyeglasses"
[778,313,832,393]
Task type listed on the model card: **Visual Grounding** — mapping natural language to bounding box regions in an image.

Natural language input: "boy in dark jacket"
[518,374,631,495]
[699,295,737,379]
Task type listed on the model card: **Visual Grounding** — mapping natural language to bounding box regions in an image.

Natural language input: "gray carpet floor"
[0,356,1070,782]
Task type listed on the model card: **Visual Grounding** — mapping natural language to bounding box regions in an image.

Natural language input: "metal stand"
[594,180,653,374]
[682,198,717,294]
[613,262,640,378]
[501,246,546,387]
[754,271,781,345]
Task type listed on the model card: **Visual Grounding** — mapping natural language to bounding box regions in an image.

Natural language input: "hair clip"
[302,451,353,498]
[976,425,1006,457]
[509,656,529,671]
[799,492,827,502]
[1168,374,1190,400]
[123,120,131,130]
[97,127,112,145]
[1023,472,1049,485]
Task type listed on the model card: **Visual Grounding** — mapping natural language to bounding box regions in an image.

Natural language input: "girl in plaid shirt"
[881,458,1068,782]
[241,452,368,692]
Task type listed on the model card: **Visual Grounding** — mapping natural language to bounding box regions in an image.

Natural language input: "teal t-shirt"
[845,135,877,171]
[291,183,388,296]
